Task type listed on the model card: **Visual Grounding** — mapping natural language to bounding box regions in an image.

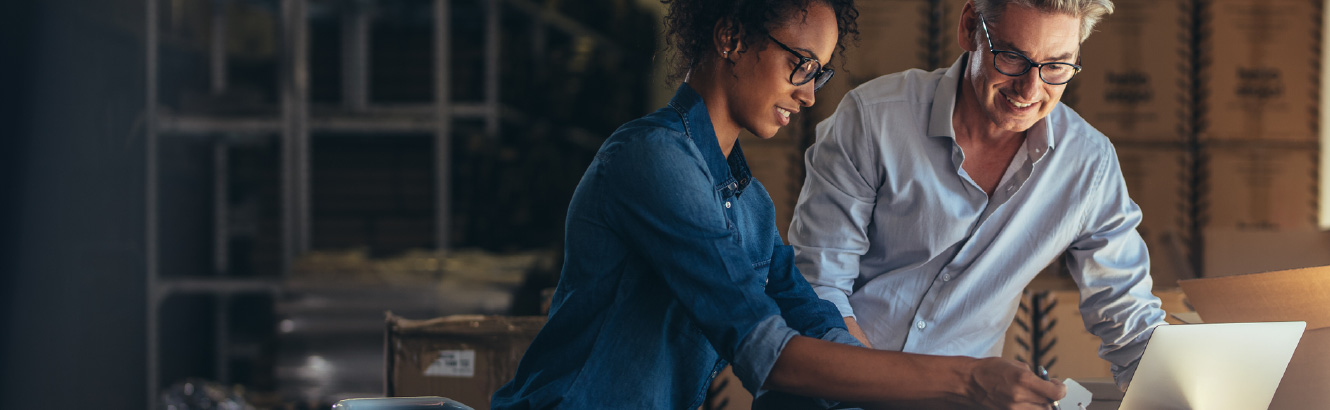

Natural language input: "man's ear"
[958,1,979,53]
[712,17,744,60]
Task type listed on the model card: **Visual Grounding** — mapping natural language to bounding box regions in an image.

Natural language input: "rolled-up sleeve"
[1065,148,1167,389]
[604,131,797,392]
[789,91,883,319]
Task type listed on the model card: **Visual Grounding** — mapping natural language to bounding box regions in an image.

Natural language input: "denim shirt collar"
[667,83,753,198]
[928,53,1056,163]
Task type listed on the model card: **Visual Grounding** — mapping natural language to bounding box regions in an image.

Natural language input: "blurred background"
[2,0,1328,409]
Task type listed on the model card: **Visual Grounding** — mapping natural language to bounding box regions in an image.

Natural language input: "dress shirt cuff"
[733,314,799,394]
[1110,359,1140,391]
[813,286,856,320]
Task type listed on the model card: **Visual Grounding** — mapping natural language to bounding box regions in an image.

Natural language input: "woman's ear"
[958,1,979,53]
[712,17,743,61]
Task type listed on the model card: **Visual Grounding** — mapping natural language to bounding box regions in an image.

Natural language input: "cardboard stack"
[1068,0,1196,285]
[1179,265,1330,410]
[810,0,936,122]
[1070,0,1191,145]
[385,314,545,409]
[1198,0,1322,270]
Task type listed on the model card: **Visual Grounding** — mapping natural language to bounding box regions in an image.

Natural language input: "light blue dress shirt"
[789,55,1167,388]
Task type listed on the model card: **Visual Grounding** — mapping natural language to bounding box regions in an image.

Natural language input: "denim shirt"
[491,84,859,409]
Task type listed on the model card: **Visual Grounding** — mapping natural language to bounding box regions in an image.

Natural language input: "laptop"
[1118,321,1306,410]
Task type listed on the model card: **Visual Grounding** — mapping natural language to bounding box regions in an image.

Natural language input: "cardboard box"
[934,0,967,71]
[1116,145,1193,283]
[385,314,545,409]
[1179,266,1330,410]
[1069,0,1190,144]
[1204,146,1318,231]
[810,0,934,122]
[1201,0,1321,142]
[1203,229,1330,278]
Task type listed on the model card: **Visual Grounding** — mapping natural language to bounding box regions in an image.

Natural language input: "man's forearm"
[763,336,1066,407]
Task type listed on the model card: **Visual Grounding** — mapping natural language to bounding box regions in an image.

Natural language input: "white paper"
[423,350,476,377]
[1059,379,1093,410]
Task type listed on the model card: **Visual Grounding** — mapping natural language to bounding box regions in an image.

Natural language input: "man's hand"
[843,316,874,349]
[963,358,1065,409]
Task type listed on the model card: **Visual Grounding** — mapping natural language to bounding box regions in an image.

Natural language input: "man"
[789,0,1167,390]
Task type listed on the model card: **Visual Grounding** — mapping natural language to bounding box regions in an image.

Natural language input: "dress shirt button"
[916,320,926,330]
[724,201,731,209]
[942,273,951,281]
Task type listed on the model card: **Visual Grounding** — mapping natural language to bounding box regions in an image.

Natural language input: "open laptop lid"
[1119,322,1305,410]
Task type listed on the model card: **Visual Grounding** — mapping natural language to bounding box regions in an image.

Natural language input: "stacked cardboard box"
[810,0,936,122]
[1068,0,1197,285]
[1071,0,1191,146]
[1198,0,1322,251]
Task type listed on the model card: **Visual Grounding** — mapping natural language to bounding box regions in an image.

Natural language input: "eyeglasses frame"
[976,11,1082,85]
[765,34,835,91]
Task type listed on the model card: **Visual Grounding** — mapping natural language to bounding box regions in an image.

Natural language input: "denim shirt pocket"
[751,258,772,289]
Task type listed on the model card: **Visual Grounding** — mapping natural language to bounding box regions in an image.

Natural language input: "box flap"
[1179,265,1330,330]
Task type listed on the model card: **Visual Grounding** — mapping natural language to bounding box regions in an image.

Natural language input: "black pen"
[1036,366,1059,410]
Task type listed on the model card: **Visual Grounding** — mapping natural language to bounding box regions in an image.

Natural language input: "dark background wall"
[2,1,149,408]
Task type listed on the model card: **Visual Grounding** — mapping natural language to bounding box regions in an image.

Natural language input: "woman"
[491,0,1064,408]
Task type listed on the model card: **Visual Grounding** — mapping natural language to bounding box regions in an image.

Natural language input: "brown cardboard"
[1070,0,1189,143]
[1179,266,1330,410]
[1116,145,1192,283]
[1202,0,1321,142]
[934,0,966,71]
[1204,146,1319,231]
[810,0,933,122]
[1203,229,1330,278]
[386,314,545,409]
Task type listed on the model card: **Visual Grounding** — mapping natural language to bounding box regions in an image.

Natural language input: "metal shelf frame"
[144,0,623,407]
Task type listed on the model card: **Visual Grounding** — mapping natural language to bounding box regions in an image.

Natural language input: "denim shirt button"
[916,320,926,330]
[724,201,731,209]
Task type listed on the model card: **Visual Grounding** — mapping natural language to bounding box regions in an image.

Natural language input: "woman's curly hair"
[660,0,859,82]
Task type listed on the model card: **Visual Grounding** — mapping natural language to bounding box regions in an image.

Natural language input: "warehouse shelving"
[144,0,631,407]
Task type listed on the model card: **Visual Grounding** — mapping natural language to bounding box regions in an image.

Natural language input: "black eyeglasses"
[766,35,834,91]
[977,11,1082,85]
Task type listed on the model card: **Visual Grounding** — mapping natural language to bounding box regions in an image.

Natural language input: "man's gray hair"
[973,0,1115,43]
